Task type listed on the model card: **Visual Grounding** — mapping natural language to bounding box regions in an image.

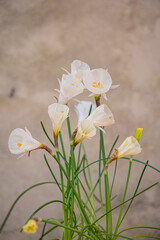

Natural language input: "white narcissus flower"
[8,128,42,154]
[74,119,96,145]
[57,74,84,104]
[107,136,142,165]
[48,103,69,137]
[83,68,112,99]
[75,101,96,122]
[71,60,90,82]
[88,104,115,128]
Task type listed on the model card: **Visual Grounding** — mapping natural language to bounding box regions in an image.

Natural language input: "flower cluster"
[7,60,144,236]
[8,59,141,161]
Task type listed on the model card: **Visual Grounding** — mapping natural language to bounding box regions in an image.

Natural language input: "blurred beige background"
[0,0,160,239]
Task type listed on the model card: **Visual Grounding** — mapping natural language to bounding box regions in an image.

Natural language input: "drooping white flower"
[88,104,115,128]
[57,74,84,104]
[70,60,90,82]
[48,103,69,137]
[75,101,96,122]
[107,136,142,164]
[74,118,96,145]
[8,128,42,154]
[83,69,112,99]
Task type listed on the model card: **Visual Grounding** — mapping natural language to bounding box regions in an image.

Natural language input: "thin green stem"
[122,157,160,174]
[98,140,105,220]
[119,160,149,226]
[110,160,118,197]
[0,182,56,233]
[99,129,112,238]
[113,159,132,239]
[51,149,91,226]
[41,121,64,160]
[118,226,160,235]
[21,200,67,231]
[44,154,62,192]
[131,236,160,239]
[82,143,95,222]
[93,182,158,225]
[56,150,68,240]
[40,219,94,240]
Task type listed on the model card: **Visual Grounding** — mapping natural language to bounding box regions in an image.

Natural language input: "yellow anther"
[17,143,22,147]
[71,83,74,86]
[92,81,101,89]
[61,110,64,113]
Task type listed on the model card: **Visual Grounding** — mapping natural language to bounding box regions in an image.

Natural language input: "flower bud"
[135,128,143,142]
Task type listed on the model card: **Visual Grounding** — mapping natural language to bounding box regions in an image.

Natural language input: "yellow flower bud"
[22,219,38,234]
[135,128,143,142]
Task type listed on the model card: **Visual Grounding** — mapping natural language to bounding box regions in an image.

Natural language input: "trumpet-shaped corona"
[108,136,142,164]
[83,68,112,97]
[22,219,38,234]
[71,60,90,82]
[75,101,96,122]
[58,74,84,104]
[88,104,115,128]
[74,119,96,145]
[8,128,42,154]
[48,103,69,137]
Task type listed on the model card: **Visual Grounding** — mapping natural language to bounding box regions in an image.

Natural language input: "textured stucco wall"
[0,0,160,239]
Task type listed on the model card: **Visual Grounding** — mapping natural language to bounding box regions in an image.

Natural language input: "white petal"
[8,128,41,154]
[75,101,96,122]
[75,119,96,144]
[88,104,115,127]
[110,84,120,89]
[48,103,69,136]
[61,67,70,74]
[118,136,142,158]
[58,74,84,104]
[71,60,90,74]
[98,126,106,133]
[25,127,32,137]
[83,68,112,95]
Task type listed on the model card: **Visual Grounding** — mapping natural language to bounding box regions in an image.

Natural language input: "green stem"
[98,140,105,220]
[40,219,94,240]
[21,200,67,231]
[113,159,132,239]
[110,160,118,197]
[118,226,160,235]
[82,143,95,222]
[59,131,68,170]
[119,160,149,226]
[56,150,68,240]
[93,182,158,225]
[44,155,62,192]
[51,150,91,226]
[99,130,112,239]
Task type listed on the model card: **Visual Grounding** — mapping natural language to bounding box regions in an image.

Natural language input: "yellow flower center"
[92,81,101,89]
[17,142,22,147]
[61,110,64,113]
